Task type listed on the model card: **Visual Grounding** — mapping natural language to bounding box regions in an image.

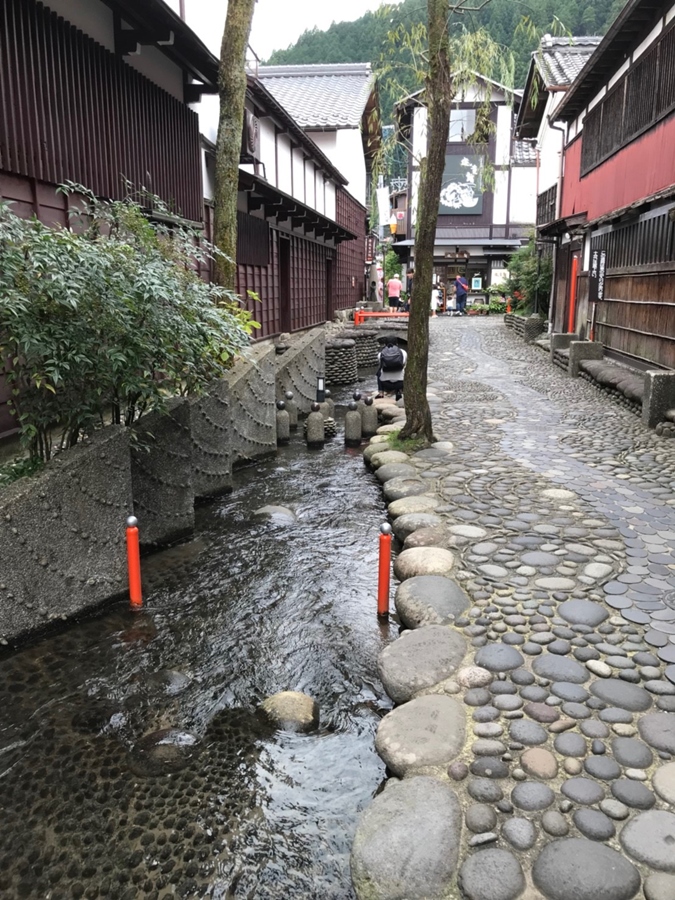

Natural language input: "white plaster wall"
[493,170,509,225]
[608,59,630,88]
[126,45,184,101]
[277,135,292,196]
[537,96,565,192]
[305,160,316,209]
[315,170,325,214]
[633,20,663,60]
[202,148,215,201]
[292,149,305,204]
[197,94,219,145]
[325,181,336,220]
[259,117,277,187]
[412,107,428,165]
[509,167,537,224]
[307,129,365,204]
[495,106,512,166]
[588,85,606,112]
[42,0,115,50]
[335,129,366,204]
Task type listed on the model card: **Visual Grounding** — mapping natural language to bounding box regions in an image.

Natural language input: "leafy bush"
[505,234,552,316]
[384,249,401,283]
[0,184,257,461]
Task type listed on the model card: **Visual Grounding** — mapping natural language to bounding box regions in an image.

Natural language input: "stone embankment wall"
[0,427,133,642]
[0,328,325,643]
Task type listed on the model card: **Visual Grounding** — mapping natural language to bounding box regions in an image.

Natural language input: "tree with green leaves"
[0,186,256,462]
[214,0,257,290]
[382,1,513,441]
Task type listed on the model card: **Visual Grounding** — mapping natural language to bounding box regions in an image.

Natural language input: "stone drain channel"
[351,319,675,900]
[0,410,397,900]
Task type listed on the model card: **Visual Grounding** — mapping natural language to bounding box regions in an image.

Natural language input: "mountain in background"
[267,0,625,120]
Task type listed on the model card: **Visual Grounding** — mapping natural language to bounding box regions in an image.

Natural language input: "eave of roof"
[238,169,356,243]
[101,0,218,86]
[555,0,668,121]
[247,76,349,186]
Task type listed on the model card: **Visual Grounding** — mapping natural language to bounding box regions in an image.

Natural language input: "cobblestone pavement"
[353,318,675,900]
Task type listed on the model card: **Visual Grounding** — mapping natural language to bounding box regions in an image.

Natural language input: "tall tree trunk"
[214,0,256,291]
[400,0,452,441]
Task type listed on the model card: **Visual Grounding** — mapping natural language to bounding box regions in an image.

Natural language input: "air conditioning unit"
[244,109,260,159]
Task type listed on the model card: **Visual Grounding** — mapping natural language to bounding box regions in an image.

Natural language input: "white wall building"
[395,76,538,294]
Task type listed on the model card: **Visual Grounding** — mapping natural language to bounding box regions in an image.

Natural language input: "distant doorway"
[279,236,291,333]
[567,251,580,333]
[326,258,334,322]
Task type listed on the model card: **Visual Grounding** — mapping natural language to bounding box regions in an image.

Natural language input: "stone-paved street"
[352,317,675,900]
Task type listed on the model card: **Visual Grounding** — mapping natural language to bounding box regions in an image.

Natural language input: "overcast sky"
[178,0,401,61]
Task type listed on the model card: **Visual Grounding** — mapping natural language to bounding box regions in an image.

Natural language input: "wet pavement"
[353,317,675,900]
[0,428,395,900]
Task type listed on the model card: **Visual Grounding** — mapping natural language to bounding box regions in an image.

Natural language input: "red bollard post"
[378,523,392,619]
[126,515,142,611]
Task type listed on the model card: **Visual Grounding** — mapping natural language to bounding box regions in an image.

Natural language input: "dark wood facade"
[550,0,675,370]
[0,0,203,222]
[235,187,366,339]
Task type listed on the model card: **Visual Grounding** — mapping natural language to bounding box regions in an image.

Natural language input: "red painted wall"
[561,113,675,222]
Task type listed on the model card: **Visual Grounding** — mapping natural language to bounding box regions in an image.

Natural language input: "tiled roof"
[537,36,603,87]
[513,139,537,166]
[257,63,375,128]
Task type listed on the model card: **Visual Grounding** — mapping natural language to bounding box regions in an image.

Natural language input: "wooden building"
[394,78,537,300]
[545,0,675,370]
[0,0,366,438]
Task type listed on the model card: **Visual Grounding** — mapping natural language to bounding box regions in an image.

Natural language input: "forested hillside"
[267,0,625,119]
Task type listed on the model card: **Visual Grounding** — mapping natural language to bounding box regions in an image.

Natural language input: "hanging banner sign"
[589,248,607,303]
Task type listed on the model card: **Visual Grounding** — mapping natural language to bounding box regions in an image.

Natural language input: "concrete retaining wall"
[0,334,327,641]
[226,343,277,465]
[190,378,233,499]
[275,328,325,414]
[0,427,132,643]
[131,399,194,548]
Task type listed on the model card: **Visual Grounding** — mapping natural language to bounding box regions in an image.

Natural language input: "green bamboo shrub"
[0,184,258,461]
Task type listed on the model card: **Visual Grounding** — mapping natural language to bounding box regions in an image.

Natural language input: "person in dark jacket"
[454,274,469,315]
[376,337,407,401]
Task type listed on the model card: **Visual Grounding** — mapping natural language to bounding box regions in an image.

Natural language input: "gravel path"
[352,318,675,900]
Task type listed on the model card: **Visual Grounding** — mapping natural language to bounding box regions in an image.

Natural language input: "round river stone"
[611,737,654,769]
[475,643,524,672]
[558,599,609,628]
[611,779,656,809]
[638,712,675,753]
[377,625,467,704]
[458,848,525,900]
[590,679,652,711]
[620,810,675,872]
[375,694,465,777]
[653,761,675,805]
[573,808,615,841]
[532,838,640,900]
[554,732,587,756]
[509,719,548,745]
[511,781,555,811]
[351,776,462,899]
[533,654,588,684]
[501,817,536,851]
[561,778,605,805]
[259,691,319,733]
[393,547,455,581]
[395,575,470,628]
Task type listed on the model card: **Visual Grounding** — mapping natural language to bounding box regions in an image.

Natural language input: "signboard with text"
[589,248,607,303]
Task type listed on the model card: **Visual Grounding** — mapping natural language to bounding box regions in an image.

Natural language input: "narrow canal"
[0,403,395,899]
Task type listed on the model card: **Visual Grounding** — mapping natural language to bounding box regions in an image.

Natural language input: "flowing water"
[0,408,395,899]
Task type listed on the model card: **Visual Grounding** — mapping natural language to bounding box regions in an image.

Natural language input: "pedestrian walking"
[454,273,469,316]
[387,273,403,309]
